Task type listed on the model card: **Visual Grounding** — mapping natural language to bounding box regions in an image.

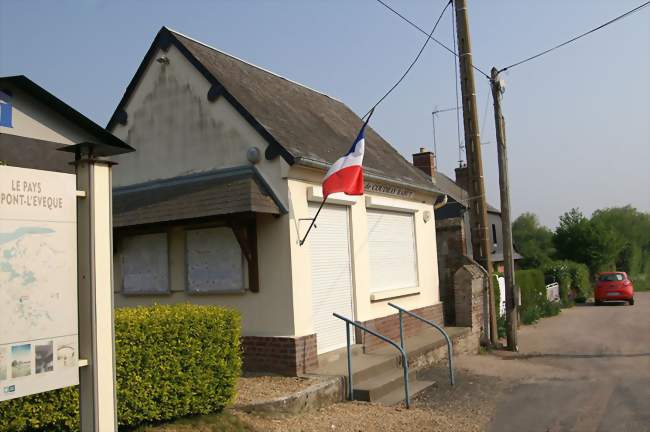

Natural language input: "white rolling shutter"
[309,203,355,354]
[367,209,418,293]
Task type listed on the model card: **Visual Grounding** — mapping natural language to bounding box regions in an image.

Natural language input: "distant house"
[412,148,521,324]
[107,27,446,375]
[0,75,133,172]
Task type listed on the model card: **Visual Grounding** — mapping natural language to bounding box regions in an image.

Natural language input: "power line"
[362,0,452,119]
[499,1,650,72]
[374,0,491,80]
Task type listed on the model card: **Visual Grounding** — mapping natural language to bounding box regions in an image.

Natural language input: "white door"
[309,203,355,354]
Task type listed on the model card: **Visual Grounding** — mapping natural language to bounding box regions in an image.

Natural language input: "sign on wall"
[0,165,78,401]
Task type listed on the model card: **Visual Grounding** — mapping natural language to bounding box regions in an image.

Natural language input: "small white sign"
[0,165,79,401]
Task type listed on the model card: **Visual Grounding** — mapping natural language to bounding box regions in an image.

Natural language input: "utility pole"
[490,67,518,351]
[454,0,498,345]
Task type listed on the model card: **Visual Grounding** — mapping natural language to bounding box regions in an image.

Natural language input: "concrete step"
[374,378,435,406]
[352,367,418,402]
[312,345,403,384]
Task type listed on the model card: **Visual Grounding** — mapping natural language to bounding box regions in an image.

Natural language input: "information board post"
[75,152,118,432]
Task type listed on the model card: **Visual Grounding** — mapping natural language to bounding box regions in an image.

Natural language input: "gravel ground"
[235,374,315,405]
[231,370,507,432]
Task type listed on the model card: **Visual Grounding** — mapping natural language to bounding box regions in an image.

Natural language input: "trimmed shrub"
[0,304,241,431]
[516,269,547,324]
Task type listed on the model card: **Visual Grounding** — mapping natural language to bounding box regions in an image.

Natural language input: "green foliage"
[0,304,242,431]
[0,387,78,431]
[515,269,548,325]
[591,206,650,288]
[566,262,590,302]
[512,212,555,268]
[542,260,572,304]
[553,208,622,275]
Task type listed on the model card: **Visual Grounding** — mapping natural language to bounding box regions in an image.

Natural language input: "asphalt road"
[454,292,650,432]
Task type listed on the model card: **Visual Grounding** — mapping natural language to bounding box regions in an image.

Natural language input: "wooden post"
[454,0,498,345]
[490,67,518,351]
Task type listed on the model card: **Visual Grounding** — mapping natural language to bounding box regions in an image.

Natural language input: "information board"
[0,165,78,401]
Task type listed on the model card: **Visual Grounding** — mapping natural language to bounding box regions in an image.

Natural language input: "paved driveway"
[455,292,650,432]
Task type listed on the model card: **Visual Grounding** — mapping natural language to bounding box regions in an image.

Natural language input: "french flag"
[322,116,372,198]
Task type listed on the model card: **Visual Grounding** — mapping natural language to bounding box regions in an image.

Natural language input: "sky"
[1,0,648,227]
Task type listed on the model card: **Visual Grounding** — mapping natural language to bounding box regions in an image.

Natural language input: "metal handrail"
[332,313,411,408]
[388,303,455,386]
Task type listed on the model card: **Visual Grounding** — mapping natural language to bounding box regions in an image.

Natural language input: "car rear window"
[599,273,624,282]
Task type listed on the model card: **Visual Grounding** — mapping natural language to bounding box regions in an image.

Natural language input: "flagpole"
[299,196,327,246]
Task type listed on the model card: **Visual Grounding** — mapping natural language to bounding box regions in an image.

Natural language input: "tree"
[512,212,555,268]
[553,208,622,275]
[591,205,650,276]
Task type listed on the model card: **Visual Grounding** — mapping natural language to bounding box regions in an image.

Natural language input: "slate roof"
[434,171,501,214]
[107,27,437,194]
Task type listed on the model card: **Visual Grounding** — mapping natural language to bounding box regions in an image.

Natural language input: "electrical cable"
[375,0,491,79]
[362,0,452,119]
[499,1,650,72]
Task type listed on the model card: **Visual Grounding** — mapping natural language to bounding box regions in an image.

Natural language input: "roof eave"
[293,156,442,196]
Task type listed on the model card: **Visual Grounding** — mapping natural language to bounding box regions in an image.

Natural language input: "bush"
[515,269,547,324]
[566,262,590,302]
[543,260,591,305]
[542,260,573,305]
[0,304,241,431]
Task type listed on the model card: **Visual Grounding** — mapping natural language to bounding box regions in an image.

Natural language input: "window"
[121,233,169,294]
[186,227,246,293]
[492,224,498,247]
[0,90,13,128]
[367,209,418,293]
[598,273,624,282]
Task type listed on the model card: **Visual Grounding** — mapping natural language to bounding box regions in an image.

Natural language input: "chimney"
[412,147,436,180]
[454,163,469,191]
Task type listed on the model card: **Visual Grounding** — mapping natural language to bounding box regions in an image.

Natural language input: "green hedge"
[516,269,550,324]
[0,304,241,431]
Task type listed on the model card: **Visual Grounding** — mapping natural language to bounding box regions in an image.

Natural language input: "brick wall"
[454,263,485,340]
[355,303,444,352]
[435,218,467,325]
[242,334,318,376]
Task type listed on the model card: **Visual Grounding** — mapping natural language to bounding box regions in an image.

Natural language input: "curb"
[234,375,345,418]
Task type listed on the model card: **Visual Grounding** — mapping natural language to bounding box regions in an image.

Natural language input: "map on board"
[0,165,78,401]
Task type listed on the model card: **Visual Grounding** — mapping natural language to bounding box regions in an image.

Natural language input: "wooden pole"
[490,67,518,351]
[453,0,498,345]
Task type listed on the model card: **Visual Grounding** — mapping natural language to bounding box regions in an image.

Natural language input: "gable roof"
[435,171,500,214]
[0,75,134,155]
[107,27,437,193]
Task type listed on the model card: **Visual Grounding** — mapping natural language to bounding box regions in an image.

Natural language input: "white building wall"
[287,166,440,338]
[109,42,295,337]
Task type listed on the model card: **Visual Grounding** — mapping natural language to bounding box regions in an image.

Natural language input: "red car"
[594,272,635,305]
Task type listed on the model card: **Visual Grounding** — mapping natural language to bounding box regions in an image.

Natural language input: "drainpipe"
[434,194,448,210]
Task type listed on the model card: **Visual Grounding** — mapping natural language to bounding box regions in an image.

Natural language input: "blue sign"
[0,91,13,128]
